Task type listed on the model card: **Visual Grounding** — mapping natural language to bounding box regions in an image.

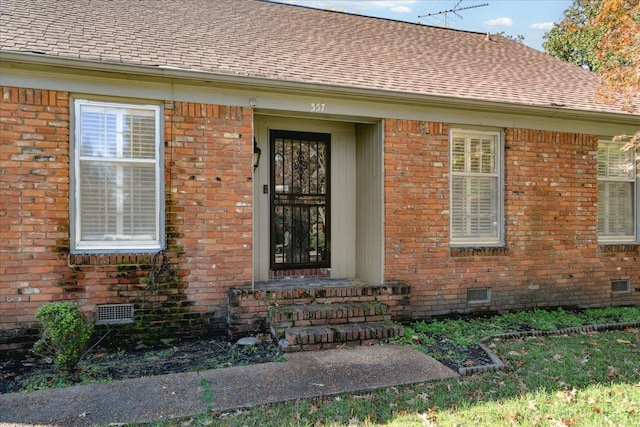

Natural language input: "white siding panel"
[355,122,384,284]
[330,127,357,278]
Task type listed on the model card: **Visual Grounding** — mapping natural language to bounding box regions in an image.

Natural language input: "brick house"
[1,0,639,351]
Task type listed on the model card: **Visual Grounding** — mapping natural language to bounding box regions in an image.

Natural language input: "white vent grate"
[96,304,134,324]
[611,280,630,293]
[467,288,491,303]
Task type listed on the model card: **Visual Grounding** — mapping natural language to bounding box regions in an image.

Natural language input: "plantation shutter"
[450,131,501,245]
[74,101,162,251]
[598,142,635,240]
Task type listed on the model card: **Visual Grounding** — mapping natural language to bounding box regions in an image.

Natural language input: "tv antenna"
[418,1,489,28]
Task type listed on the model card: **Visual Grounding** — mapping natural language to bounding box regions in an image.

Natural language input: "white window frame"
[597,140,638,244]
[71,98,164,253]
[450,129,504,247]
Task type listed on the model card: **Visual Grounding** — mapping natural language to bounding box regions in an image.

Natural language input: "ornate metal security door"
[270,130,330,269]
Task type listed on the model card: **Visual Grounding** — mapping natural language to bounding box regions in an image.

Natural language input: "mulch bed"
[1,333,493,394]
[1,334,282,394]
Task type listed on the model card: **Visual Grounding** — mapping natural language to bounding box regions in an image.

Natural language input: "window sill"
[450,247,509,257]
[598,244,640,254]
[67,252,159,268]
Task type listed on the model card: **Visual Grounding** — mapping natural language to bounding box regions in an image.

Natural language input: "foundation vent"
[611,280,630,293]
[467,288,491,303]
[96,304,134,325]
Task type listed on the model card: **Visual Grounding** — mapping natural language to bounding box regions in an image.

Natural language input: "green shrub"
[34,302,94,373]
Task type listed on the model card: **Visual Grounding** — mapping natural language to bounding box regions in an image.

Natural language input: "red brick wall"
[2,86,638,350]
[1,87,71,346]
[165,101,253,328]
[384,119,640,317]
[1,86,254,349]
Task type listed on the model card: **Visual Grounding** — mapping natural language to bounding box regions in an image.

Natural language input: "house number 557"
[311,103,325,112]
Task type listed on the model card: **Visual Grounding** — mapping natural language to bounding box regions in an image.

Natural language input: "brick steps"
[228,280,410,351]
[273,320,405,352]
[269,300,405,352]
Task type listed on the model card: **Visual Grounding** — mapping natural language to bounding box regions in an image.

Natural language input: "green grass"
[395,306,640,371]
[156,307,640,427]
[402,306,640,347]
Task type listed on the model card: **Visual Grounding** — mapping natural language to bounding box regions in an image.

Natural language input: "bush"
[34,302,94,373]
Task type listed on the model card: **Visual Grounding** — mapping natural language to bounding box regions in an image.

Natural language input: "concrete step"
[268,301,391,329]
[273,320,405,352]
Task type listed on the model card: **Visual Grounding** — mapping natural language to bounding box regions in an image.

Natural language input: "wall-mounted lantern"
[253,138,262,171]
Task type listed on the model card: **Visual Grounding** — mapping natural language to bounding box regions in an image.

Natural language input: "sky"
[271,0,573,51]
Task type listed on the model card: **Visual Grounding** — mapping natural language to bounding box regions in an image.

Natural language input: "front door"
[270,130,330,270]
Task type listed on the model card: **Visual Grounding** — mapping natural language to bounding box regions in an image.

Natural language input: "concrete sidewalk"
[0,345,457,426]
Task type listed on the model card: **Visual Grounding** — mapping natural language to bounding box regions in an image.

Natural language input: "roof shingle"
[1,0,636,116]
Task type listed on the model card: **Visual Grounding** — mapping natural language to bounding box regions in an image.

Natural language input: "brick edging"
[458,321,640,376]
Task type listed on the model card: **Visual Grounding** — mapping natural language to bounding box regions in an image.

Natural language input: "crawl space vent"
[96,304,134,325]
[467,288,491,303]
[611,280,630,293]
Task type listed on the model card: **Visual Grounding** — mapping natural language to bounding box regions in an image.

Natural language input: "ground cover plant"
[399,306,640,371]
[156,307,640,426]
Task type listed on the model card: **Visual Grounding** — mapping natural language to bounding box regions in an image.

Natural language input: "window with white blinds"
[598,141,637,242]
[72,100,163,252]
[450,130,503,246]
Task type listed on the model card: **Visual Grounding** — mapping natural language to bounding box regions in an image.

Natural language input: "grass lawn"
[159,308,639,427]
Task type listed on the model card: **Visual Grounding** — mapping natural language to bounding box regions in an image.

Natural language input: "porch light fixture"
[253,138,262,171]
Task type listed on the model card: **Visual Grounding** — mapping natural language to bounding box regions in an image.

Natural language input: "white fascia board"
[1,51,639,136]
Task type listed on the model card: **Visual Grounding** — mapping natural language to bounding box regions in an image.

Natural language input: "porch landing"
[254,277,371,289]
[227,279,411,352]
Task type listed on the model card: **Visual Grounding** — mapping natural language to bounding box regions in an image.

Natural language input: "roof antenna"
[418,1,489,28]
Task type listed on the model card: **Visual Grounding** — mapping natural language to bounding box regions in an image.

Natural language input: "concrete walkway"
[0,345,457,426]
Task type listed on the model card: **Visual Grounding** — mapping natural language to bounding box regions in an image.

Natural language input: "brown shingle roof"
[0,0,636,116]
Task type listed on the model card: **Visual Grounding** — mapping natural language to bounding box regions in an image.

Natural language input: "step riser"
[274,322,405,353]
[269,303,391,328]
[271,314,392,328]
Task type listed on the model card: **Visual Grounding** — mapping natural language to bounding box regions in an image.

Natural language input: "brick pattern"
[166,100,254,331]
[280,321,404,352]
[384,120,640,317]
[269,268,330,279]
[1,87,71,351]
[269,302,392,328]
[1,87,254,351]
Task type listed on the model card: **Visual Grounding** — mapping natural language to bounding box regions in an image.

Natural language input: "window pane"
[598,141,636,241]
[598,181,634,237]
[79,105,156,159]
[79,162,157,241]
[452,136,466,172]
[450,131,501,244]
[80,110,117,157]
[598,143,634,180]
[123,114,157,159]
[451,176,498,238]
[469,136,496,174]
